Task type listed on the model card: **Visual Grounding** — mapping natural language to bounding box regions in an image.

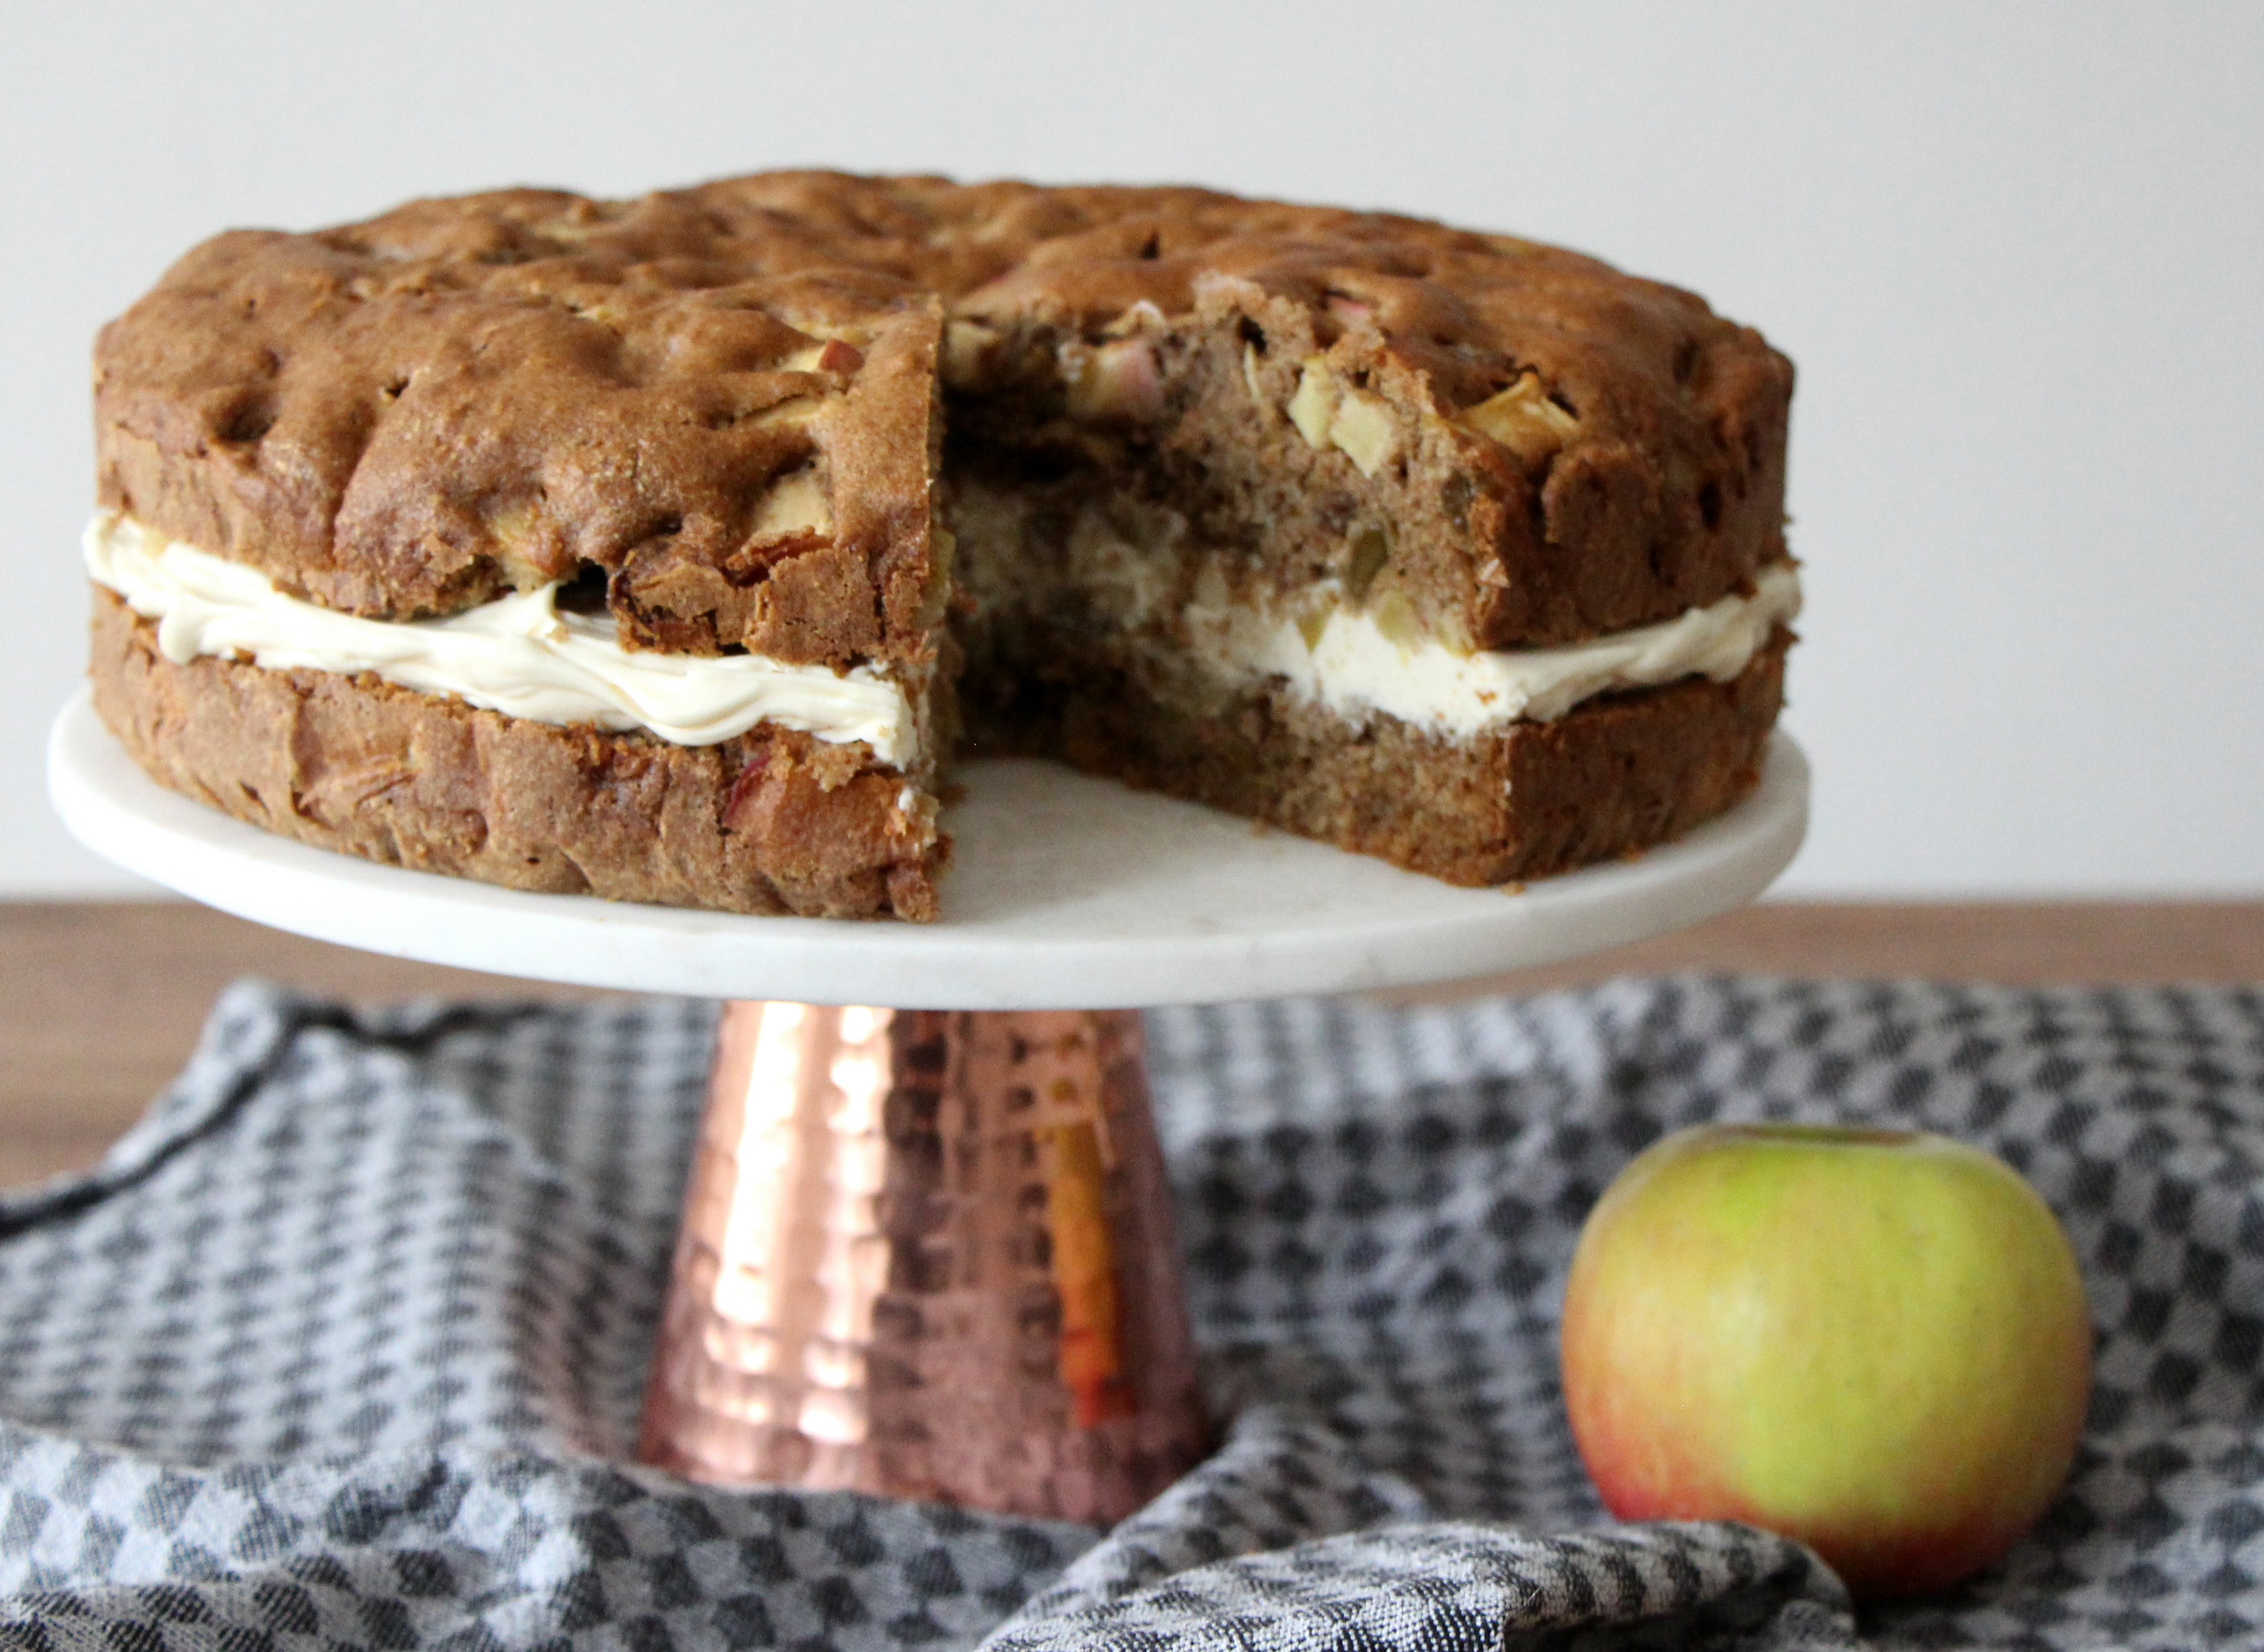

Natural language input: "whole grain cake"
[85,173,1797,920]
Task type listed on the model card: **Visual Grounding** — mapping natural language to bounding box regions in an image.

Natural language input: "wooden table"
[2,900,2257,1188]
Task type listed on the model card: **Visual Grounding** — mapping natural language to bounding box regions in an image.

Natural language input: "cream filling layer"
[84,512,921,764]
[1182,560,1802,734]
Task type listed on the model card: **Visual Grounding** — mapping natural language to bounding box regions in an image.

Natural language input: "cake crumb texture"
[968,620,1791,886]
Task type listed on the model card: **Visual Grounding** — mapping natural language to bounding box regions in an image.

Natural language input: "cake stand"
[49,690,1807,1523]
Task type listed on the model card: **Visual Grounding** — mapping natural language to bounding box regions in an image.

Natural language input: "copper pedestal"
[54,705,1809,1521]
[638,1002,1211,1525]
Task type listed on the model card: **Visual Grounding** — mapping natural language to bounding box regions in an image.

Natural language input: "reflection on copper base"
[638,1004,1211,1525]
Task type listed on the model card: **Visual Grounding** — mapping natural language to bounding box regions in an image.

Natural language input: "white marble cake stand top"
[49,691,1806,1008]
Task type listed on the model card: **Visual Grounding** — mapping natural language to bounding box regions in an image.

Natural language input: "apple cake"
[85,173,1797,920]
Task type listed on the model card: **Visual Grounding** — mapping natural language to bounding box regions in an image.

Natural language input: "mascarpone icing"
[1183,562,1802,734]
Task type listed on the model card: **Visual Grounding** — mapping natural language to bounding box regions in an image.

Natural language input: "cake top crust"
[94,172,1793,664]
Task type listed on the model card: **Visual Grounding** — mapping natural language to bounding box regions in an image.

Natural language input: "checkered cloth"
[0,979,2259,1650]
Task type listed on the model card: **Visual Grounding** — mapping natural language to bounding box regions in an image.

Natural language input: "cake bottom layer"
[90,591,948,921]
[92,583,1785,920]
[962,625,1792,887]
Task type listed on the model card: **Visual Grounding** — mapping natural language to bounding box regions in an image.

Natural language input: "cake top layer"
[95,173,1793,665]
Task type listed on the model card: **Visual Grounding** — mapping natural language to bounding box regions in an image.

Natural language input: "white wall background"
[6,0,2259,896]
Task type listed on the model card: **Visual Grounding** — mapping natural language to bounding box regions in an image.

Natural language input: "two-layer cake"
[86,174,1797,920]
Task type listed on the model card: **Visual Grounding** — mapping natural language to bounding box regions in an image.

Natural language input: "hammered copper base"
[637,1004,1210,1525]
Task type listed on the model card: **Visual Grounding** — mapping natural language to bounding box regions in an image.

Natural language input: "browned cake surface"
[90,172,1796,918]
[96,173,1790,655]
[96,185,955,668]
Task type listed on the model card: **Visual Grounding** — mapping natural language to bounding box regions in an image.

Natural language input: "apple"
[1559,1123,2092,1600]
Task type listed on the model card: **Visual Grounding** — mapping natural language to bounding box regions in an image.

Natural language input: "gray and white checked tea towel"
[0,976,2260,1650]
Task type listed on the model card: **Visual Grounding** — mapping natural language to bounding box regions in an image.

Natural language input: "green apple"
[1559,1123,2091,1600]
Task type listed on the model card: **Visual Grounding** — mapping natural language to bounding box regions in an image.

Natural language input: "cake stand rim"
[47,690,1807,1007]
